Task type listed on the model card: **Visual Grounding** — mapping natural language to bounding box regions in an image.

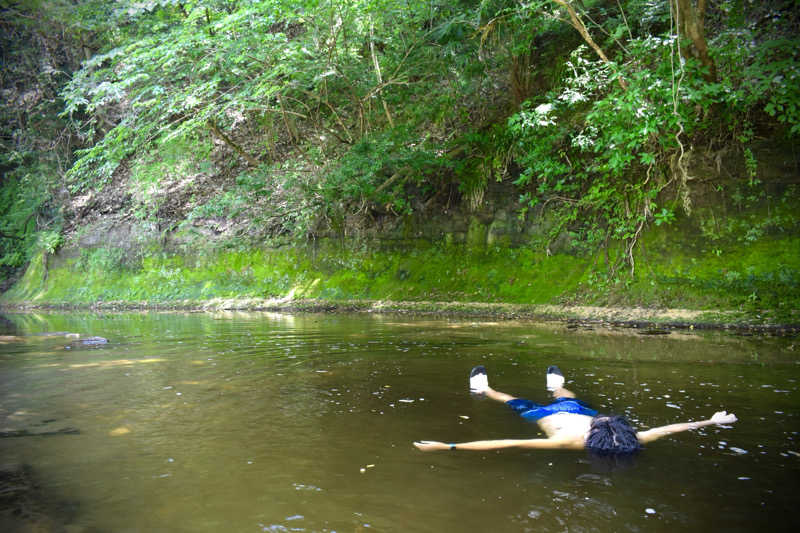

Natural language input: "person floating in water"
[413,365,737,453]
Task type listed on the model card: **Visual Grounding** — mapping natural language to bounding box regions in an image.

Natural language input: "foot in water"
[546,365,565,391]
[469,365,489,394]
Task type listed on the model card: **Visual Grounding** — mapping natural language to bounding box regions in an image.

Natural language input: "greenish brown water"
[1,312,798,532]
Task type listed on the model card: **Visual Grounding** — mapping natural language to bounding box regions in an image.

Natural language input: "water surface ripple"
[1,312,798,532]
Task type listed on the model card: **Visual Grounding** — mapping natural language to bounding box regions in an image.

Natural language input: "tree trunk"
[672,0,716,82]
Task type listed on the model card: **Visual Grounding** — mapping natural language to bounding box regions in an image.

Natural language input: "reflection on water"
[0,312,798,532]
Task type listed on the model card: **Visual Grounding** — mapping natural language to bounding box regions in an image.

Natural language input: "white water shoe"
[546,365,565,391]
[469,365,489,394]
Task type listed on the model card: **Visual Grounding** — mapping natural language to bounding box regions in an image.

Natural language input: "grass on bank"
[2,232,799,324]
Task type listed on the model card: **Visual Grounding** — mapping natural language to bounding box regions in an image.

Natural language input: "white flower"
[559,89,587,104]
[572,133,594,150]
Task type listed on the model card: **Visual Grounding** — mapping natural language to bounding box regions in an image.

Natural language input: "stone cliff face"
[62,192,556,261]
[56,135,800,265]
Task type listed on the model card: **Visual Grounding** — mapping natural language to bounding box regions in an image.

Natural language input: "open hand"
[710,411,737,425]
[413,440,449,451]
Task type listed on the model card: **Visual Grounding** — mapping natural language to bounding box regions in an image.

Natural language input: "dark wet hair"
[585,415,641,455]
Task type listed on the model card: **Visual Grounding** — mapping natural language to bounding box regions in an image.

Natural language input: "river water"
[0,312,798,532]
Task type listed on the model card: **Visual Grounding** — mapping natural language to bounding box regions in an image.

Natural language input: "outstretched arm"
[414,436,583,452]
[636,411,737,444]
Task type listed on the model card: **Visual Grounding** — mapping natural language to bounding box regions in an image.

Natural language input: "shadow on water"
[0,463,91,533]
[0,311,798,532]
[0,314,18,335]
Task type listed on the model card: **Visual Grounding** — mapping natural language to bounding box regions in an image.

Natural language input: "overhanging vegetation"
[1,0,798,316]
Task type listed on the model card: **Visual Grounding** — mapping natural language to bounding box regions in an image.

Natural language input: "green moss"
[3,221,799,324]
[465,217,488,251]
[2,251,48,301]
[598,223,800,321]
[2,243,590,306]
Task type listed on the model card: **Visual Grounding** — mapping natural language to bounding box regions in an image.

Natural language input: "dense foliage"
[2,0,799,286]
[0,0,88,283]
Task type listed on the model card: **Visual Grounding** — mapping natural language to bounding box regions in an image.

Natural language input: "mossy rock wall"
[3,173,800,325]
[3,220,800,325]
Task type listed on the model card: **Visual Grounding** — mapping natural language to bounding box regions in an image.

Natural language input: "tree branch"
[550,0,627,90]
[207,119,261,166]
[373,167,410,197]
[370,20,394,128]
